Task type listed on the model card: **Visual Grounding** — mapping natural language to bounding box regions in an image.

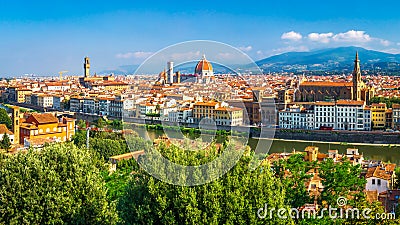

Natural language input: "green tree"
[0,108,12,129]
[318,158,366,207]
[118,142,292,224]
[77,119,87,129]
[1,133,11,151]
[96,117,107,129]
[90,138,129,161]
[273,153,313,208]
[102,158,140,202]
[111,119,123,130]
[0,143,117,224]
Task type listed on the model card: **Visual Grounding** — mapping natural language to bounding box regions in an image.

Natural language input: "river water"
[139,129,400,165]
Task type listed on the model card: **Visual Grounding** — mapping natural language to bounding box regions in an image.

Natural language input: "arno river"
[139,129,400,165]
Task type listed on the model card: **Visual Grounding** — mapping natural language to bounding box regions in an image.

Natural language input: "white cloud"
[238,46,253,52]
[116,51,154,59]
[281,31,303,41]
[380,48,400,54]
[332,30,371,42]
[397,43,400,46]
[270,45,309,56]
[379,39,391,47]
[307,32,334,43]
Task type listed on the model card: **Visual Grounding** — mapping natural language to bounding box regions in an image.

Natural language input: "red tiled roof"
[301,81,353,87]
[0,124,13,135]
[28,113,59,124]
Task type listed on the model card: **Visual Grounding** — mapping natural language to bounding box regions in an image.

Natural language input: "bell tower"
[12,106,20,145]
[352,52,361,101]
[84,57,90,78]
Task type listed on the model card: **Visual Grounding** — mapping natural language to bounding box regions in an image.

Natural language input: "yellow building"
[98,81,129,91]
[193,101,220,123]
[304,146,319,162]
[19,112,75,146]
[371,103,387,129]
[16,88,32,103]
[215,107,243,126]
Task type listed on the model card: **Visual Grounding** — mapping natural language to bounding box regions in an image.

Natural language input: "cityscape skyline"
[1,1,400,76]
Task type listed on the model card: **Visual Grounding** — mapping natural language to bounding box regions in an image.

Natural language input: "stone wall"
[263,129,400,144]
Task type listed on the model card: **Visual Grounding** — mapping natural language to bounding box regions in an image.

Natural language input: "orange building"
[19,112,75,146]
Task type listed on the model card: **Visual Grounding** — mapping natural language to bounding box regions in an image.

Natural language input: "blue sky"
[1,0,400,76]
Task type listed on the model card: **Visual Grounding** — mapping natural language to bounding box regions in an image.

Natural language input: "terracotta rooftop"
[366,163,396,180]
[314,101,335,106]
[29,113,59,124]
[301,81,353,87]
[392,104,400,109]
[0,124,13,135]
[336,100,365,106]
[194,101,219,107]
[216,107,243,112]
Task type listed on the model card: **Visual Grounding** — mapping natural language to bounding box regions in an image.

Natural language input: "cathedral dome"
[195,55,213,74]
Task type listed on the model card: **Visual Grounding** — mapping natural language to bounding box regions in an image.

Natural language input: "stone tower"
[84,57,90,78]
[352,52,361,101]
[12,106,20,145]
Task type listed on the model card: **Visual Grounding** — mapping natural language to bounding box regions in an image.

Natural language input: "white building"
[70,97,84,112]
[52,95,64,110]
[83,98,99,114]
[365,163,396,194]
[392,104,400,130]
[314,100,370,131]
[168,108,193,123]
[98,97,113,116]
[138,103,157,119]
[314,102,336,129]
[279,105,314,129]
[335,100,370,131]
[37,95,54,108]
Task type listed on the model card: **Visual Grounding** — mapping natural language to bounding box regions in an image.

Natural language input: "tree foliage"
[96,117,107,129]
[0,108,12,129]
[117,142,292,224]
[0,143,117,224]
[273,153,314,208]
[370,96,400,108]
[0,133,11,151]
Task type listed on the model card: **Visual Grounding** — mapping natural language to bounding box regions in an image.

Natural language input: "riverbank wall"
[260,129,400,144]
[74,115,400,144]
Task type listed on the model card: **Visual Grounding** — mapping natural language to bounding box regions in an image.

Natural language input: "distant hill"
[102,47,400,75]
[99,65,139,75]
[256,46,400,73]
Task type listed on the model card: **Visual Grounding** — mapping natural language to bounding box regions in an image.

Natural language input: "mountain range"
[255,46,400,73]
[100,46,400,75]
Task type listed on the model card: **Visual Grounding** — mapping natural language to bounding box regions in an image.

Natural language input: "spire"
[352,51,361,100]
[352,51,361,79]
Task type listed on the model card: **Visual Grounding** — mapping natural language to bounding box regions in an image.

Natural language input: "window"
[377,179,381,186]
[372,179,375,185]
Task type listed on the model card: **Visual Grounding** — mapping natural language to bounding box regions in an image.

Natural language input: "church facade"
[294,53,374,104]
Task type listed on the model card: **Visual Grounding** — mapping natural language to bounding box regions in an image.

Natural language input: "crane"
[58,70,68,81]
